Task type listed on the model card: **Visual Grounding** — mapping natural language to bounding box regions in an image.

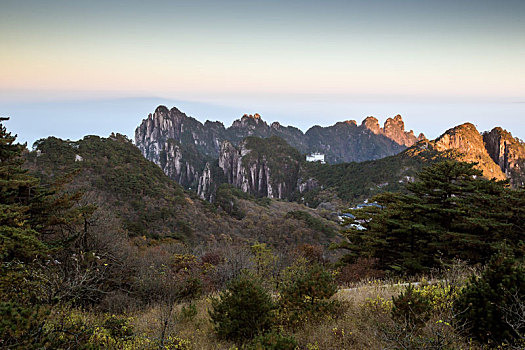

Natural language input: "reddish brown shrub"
[338,257,385,284]
[294,244,326,265]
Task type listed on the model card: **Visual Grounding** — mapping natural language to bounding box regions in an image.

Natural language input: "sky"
[1,0,524,145]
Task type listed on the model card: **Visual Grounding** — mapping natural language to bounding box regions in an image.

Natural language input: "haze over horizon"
[1,0,524,144]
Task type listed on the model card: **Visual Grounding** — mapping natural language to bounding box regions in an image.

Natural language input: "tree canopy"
[337,160,525,273]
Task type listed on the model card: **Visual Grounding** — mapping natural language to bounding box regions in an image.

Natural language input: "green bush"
[209,275,275,342]
[278,263,338,327]
[249,330,298,350]
[0,302,51,349]
[179,303,198,322]
[102,314,134,339]
[456,253,525,343]
[285,210,336,238]
[391,285,432,329]
[178,277,203,301]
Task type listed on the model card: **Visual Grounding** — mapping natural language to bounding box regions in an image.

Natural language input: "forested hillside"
[25,134,340,248]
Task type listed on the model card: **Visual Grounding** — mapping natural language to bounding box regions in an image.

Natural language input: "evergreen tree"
[0,118,52,348]
[456,253,525,343]
[0,118,100,348]
[0,118,45,265]
[209,275,275,342]
[338,160,525,273]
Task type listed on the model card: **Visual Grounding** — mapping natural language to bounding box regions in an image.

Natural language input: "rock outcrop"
[134,106,220,187]
[215,137,302,199]
[197,162,214,201]
[483,127,525,186]
[421,123,508,181]
[383,115,422,147]
[305,115,422,163]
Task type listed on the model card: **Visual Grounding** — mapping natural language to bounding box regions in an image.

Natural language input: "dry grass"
[131,296,236,349]
[127,269,479,350]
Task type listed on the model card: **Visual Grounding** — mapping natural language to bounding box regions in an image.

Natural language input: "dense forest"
[2,117,525,349]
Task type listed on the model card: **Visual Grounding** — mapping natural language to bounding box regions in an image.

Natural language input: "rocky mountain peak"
[383,115,409,146]
[483,127,525,185]
[241,113,262,122]
[384,115,405,130]
[417,122,525,185]
[232,113,268,128]
[359,114,422,147]
[429,123,506,180]
[362,116,381,133]
[433,123,482,152]
[204,120,225,128]
[154,105,170,115]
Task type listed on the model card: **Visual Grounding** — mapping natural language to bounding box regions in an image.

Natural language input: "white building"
[306,152,325,164]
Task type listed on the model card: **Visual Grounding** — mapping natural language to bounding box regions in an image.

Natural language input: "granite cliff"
[214,137,302,199]
[483,127,525,186]
[425,123,507,181]
[135,106,423,189]
[409,123,525,186]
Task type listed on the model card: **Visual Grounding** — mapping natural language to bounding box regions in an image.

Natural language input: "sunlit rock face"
[424,123,506,181]
[483,127,525,186]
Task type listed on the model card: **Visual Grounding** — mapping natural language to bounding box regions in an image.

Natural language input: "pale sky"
[1,0,524,144]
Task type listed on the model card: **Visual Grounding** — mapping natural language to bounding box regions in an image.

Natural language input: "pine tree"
[0,118,51,347]
[456,253,525,343]
[209,275,275,342]
[0,117,45,267]
[339,160,525,273]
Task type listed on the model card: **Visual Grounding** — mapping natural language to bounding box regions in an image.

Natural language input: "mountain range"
[135,106,424,166]
[135,106,424,197]
[135,106,525,207]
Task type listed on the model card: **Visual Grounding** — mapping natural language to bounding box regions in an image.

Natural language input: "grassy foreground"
[41,262,496,350]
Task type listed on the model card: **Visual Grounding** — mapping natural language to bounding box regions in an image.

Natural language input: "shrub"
[279,263,338,328]
[178,277,203,301]
[250,330,298,350]
[337,257,384,284]
[159,335,192,350]
[0,302,51,349]
[179,303,198,322]
[209,275,275,342]
[285,211,336,238]
[456,253,525,343]
[391,285,432,329]
[294,244,326,265]
[102,314,134,339]
[215,185,246,219]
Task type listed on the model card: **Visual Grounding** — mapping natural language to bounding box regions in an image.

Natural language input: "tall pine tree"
[338,160,525,274]
[0,117,45,271]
